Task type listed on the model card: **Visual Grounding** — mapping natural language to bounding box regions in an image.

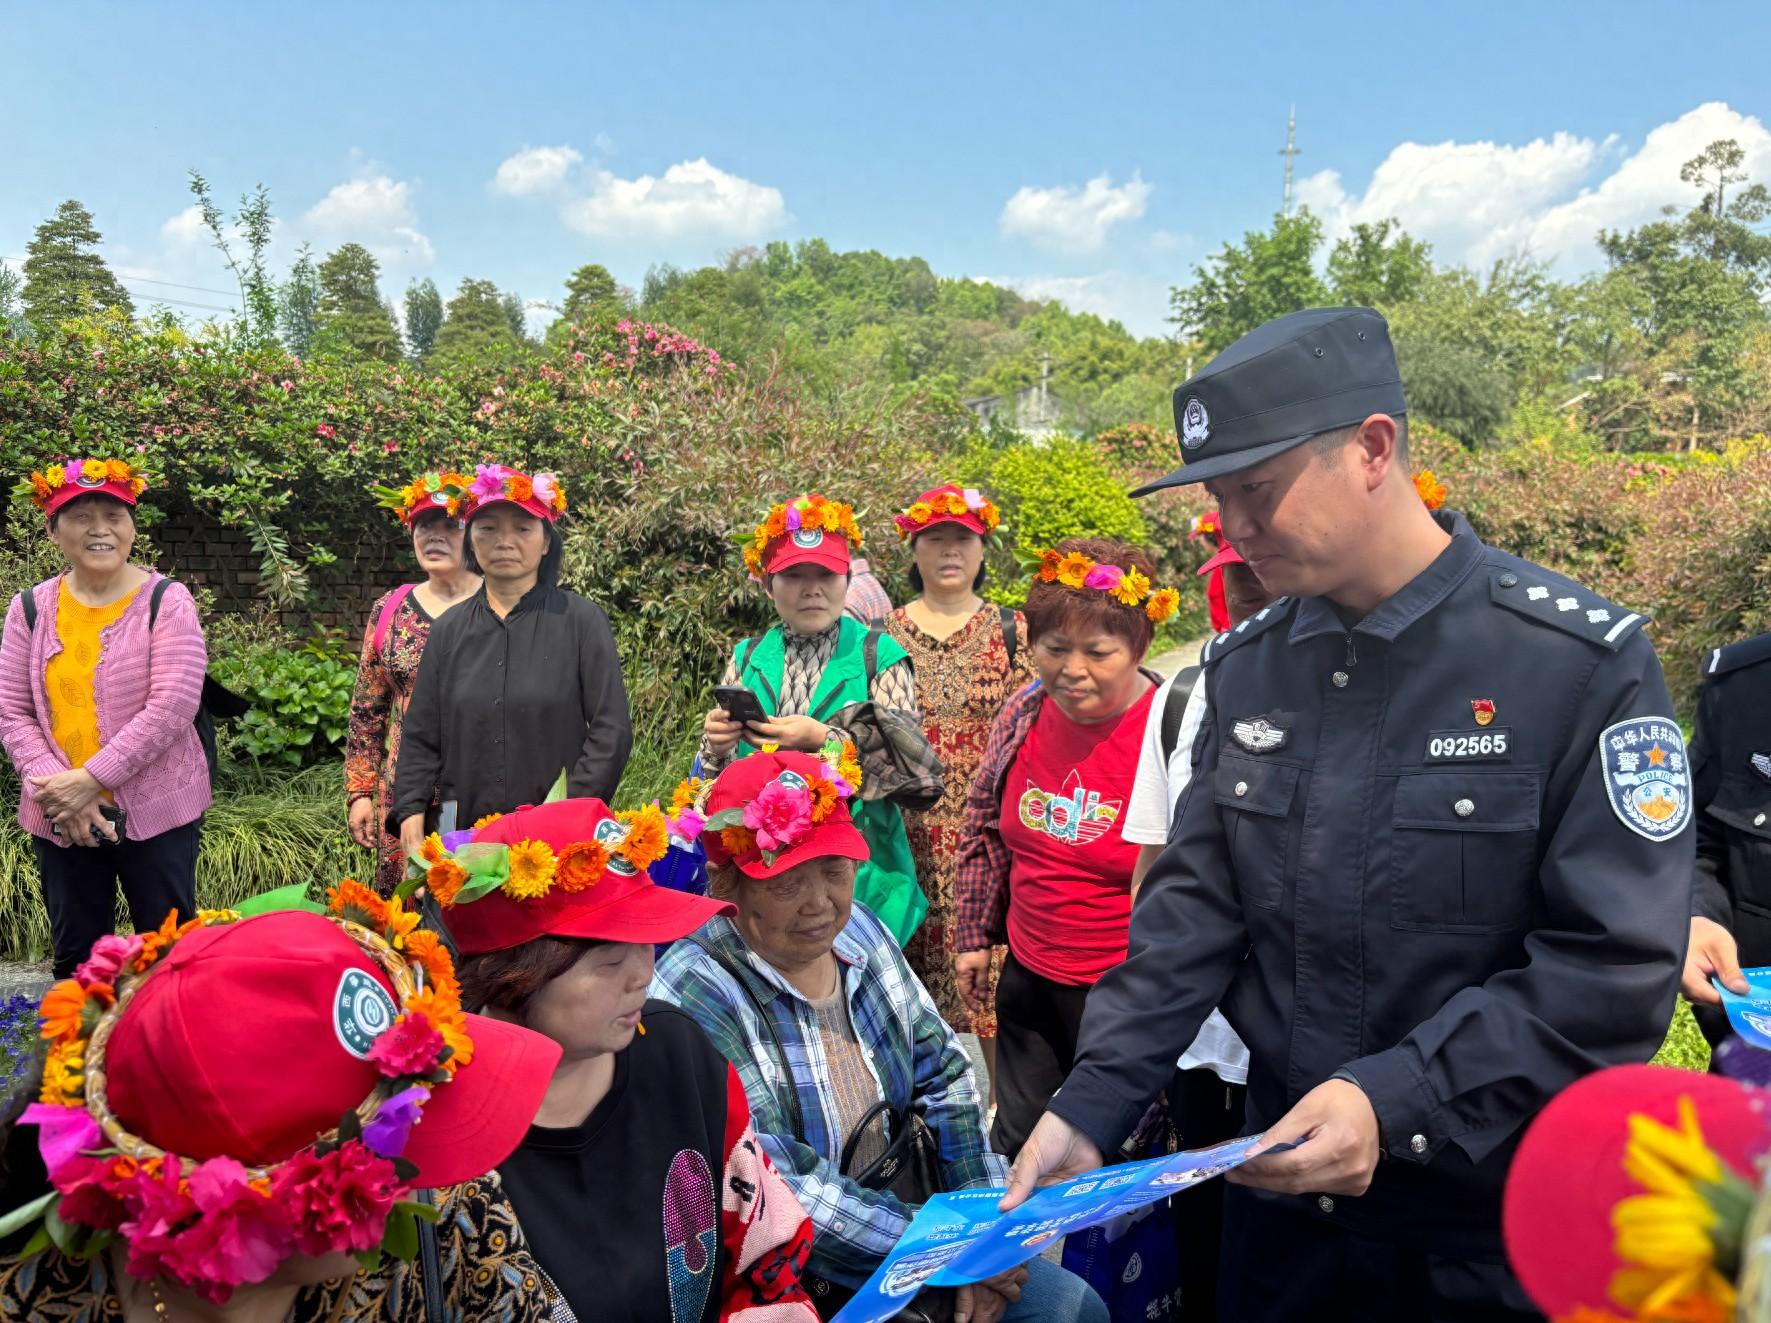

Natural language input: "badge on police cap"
[1180,397,1210,450]
[1600,718,1691,841]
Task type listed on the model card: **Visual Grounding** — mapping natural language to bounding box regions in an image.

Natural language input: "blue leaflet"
[832,1134,1284,1323]
[1713,965,1771,1048]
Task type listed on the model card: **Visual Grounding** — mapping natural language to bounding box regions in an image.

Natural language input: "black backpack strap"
[17,591,35,632]
[685,936,805,1140]
[148,576,171,628]
[999,606,1018,671]
[863,624,883,688]
[1159,666,1202,763]
[414,1186,444,1323]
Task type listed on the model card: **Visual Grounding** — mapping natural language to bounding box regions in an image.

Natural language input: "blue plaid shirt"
[650,903,1008,1287]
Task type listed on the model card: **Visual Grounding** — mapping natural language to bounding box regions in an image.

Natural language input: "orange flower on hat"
[1035,549,1062,583]
[1111,568,1152,607]
[39,1038,85,1105]
[944,493,968,515]
[1146,588,1181,623]
[30,474,50,503]
[617,804,670,870]
[472,812,503,829]
[1057,553,1093,589]
[403,929,454,990]
[327,878,391,931]
[763,508,788,540]
[127,476,146,497]
[408,986,472,1075]
[503,839,558,900]
[906,501,933,526]
[105,459,133,483]
[720,825,757,857]
[507,472,535,503]
[419,834,444,865]
[39,978,111,1043]
[134,910,183,972]
[670,778,706,819]
[399,479,430,512]
[379,894,421,948]
[806,773,841,824]
[555,840,611,892]
[425,858,467,908]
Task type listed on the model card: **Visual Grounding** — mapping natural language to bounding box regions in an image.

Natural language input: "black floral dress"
[346,588,435,895]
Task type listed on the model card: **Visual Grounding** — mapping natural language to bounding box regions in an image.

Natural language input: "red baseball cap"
[763,527,853,576]
[1196,540,1246,577]
[461,463,568,525]
[701,750,870,880]
[894,484,1001,542]
[104,911,561,1188]
[32,457,146,522]
[1503,1064,1769,1318]
[441,798,733,955]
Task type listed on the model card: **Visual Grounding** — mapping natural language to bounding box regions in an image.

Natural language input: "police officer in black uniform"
[1000,308,1692,1320]
[1683,633,1771,1029]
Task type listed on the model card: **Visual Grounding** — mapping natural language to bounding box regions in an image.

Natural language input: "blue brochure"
[831,1133,1282,1323]
[1713,965,1771,1047]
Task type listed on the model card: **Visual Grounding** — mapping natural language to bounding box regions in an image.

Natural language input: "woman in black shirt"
[393,464,631,852]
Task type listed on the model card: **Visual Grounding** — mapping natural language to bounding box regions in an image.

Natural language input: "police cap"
[1133,307,1407,495]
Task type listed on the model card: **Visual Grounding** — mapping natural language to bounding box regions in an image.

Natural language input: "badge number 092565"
[1423,728,1513,763]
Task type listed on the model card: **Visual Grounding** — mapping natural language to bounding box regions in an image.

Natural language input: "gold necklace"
[143,1275,170,1317]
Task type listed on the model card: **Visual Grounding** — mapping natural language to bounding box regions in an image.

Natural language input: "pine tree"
[430,278,518,366]
[500,290,529,344]
[561,263,622,322]
[312,243,401,360]
[21,200,135,327]
[403,279,443,359]
[279,245,321,356]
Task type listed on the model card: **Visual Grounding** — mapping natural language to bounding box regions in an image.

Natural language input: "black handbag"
[687,939,954,1323]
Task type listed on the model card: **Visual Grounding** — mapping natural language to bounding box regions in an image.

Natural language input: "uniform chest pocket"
[1215,754,1301,910]
[1391,771,1541,933]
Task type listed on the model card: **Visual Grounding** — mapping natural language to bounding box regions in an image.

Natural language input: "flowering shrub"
[0,991,38,1104]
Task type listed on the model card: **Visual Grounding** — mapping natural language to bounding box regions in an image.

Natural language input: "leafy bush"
[210,631,356,768]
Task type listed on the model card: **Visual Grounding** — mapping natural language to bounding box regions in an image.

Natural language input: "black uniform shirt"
[392,582,632,829]
[1054,514,1691,1250]
[1691,632,1771,962]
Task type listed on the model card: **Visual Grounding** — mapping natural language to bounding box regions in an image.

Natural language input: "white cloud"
[303,175,435,264]
[1299,102,1771,272]
[980,270,1172,339]
[999,172,1151,254]
[491,145,584,198]
[561,158,789,240]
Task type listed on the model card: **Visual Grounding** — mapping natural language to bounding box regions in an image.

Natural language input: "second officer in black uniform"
[1683,632,1771,1029]
[1002,308,1692,1319]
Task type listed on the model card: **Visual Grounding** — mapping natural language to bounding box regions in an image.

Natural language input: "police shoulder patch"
[1705,631,1771,678]
[1489,565,1647,651]
[1600,717,1692,842]
[1199,596,1297,666]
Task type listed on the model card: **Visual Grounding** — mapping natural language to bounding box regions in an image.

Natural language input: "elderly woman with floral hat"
[700,493,939,947]
[0,895,563,1320]
[654,749,1107,1323]
[954,537,1177,1160]
[346,470,482,894]
[393,463,632,857]
[885,484,1033,1052]
[0,458,209,980]
[404,793,819,1323]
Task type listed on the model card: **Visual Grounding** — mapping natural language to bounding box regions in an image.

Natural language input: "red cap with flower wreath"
[373,470,474,526]
[738,493,863,578]
[894,484,1002,542]
[670,740,870,880]
[15,457,148,522]
[6,899,559,1304]
[458,463,568,524]
[401,784,732,954]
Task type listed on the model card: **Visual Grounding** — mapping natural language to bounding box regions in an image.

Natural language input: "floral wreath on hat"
[893,486,1002,541]
[671,734,863,866]
[15,457,147,510]
[459,463,568,519]
[372,470,474,524]
[400,773,671,908]
[738,494,863,578]
[5,888,465,1303]
[1021,547,1181,623]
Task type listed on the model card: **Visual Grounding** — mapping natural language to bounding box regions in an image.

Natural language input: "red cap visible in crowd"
[461,463,568,524]
[21,457,148,522]
[104,911,560,1188]
[740,494,864,578]
[893,484,1002,541]
[430,797,733,954]
[698,749,870,880]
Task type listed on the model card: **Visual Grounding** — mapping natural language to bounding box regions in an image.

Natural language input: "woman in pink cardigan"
[0,459,210,977]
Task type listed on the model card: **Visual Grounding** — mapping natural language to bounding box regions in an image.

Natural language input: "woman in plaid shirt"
[653,749,1107,1323]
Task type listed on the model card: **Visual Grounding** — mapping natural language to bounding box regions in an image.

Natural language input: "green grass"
[0,763,375,963]
[1649,995,1711,1072]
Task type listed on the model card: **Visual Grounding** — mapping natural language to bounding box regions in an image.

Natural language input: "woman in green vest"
[701,493,937,947]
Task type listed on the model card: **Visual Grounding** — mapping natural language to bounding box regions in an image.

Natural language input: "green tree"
[562,263,623,321]
[188,171,278,345]
[1168,210,1329,354]
[0,264,26,337]
[1327,220,1433,309]
[430,278,517,366]
[403,278,442,359]
[279,245,321,356]
[312,243,400,360]
[500,290,528,344]
[21,200,135,327]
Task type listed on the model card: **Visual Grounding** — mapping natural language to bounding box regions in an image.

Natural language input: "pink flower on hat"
[744,780,813,854]
[470,464,506,501]
[166,1158,294,1299]
[531,472,559,506]
[76,933,142,989]
[1084,563,1125,591]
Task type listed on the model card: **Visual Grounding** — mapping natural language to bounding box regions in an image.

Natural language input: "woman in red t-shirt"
[953,536,1176,1157]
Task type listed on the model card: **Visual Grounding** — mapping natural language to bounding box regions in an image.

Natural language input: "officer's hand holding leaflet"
[999,1112,1106,1212]
[1227,1078,1380,1196]
[1684,914,1748,1004]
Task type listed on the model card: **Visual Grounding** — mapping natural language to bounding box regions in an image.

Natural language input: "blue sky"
[5,2,1768,338]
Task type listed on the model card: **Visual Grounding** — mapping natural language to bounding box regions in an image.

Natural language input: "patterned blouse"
[0,1171,552,1322]
[887,605,1033,1036]
[346,586,435,895]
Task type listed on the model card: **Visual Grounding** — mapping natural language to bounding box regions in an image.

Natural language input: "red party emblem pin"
[1471,699,1497,727]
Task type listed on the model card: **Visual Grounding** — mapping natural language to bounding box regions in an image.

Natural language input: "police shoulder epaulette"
[1199,596,1297,665]
[1487,563,1646,651]
[1704,631,1771,678]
